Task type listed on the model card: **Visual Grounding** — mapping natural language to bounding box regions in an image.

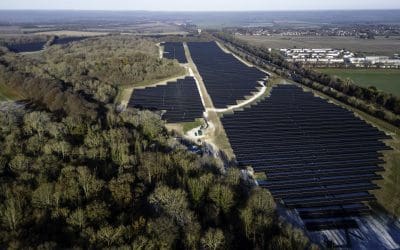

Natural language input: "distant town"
[231,24,400,38]
[224,23,400,68]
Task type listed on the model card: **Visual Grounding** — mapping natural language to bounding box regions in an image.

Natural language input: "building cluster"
[349,56,400,67]
[280,48,400,68]
[280,48,353,64]
[231,24,400,37]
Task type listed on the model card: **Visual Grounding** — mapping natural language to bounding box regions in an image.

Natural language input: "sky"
[0,0,399,11]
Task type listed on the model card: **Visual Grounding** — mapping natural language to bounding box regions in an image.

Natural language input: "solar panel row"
[220,84,390,231]
[162,42,188,63]
[187,42,266,109]
[128,77,204,123]
[53,37,87,45]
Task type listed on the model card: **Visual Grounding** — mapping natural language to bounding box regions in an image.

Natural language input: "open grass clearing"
[182,119,205,134]
[0,82,24,101]
[254,172,267,181]
[316,68,400,96]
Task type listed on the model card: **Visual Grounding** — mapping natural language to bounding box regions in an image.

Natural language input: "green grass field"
[182,119,204,133]
[316,68,400,96]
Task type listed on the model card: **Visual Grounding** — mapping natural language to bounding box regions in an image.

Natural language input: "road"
[183,42,235,160]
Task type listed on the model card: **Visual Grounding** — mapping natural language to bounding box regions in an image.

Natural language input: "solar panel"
[162,42,188,63]
[128,77,204,123]
[188,42,267,109]
[220,84,390,231]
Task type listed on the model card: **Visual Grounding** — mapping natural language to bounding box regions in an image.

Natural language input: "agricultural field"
[221,84,389,231]
[114,21,186,35]
[316,68,400,96]
[188,41,266,109]
[33,30,108,36]
[85,22,187,36]
[0,21,186,38]
[238,35,400,56]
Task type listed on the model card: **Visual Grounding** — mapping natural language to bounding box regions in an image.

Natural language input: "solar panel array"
[188,42,266,109]
[53,37,87,45]
[7,41,46,53]
[128,77,204,123]
[7,37,87,53]
[162,42,188,63]
[221,84,390,231]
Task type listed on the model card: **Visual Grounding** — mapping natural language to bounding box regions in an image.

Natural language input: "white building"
[282,48,348,65]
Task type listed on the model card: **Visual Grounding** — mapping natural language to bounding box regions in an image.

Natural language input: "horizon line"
[0,8,400,12]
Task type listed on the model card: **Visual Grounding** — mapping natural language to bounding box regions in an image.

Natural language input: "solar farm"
[7,37,87,53]
[128,40,394,234]
[162,42,188,63]
[188,42,266,109]
[128,76,204,123]
[53,36,87,45]
[7,41,46,53]
[221,84,390,231]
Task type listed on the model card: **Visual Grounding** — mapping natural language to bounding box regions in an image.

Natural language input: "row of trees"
[214,32,400,127]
